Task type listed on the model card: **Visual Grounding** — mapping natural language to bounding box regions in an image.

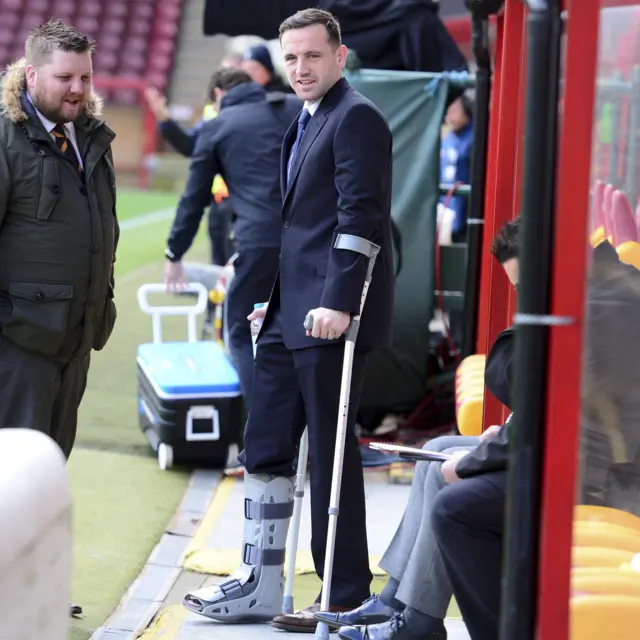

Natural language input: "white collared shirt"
[27,93,84,169]
[304,98,322,117]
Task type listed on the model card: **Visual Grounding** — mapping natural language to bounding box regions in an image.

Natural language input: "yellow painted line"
[182,476,237,568]
[185,547,386,577]
[182,475,385,576]
[137,605,186,639]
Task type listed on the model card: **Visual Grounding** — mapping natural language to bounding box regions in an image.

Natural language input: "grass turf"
[115,188,181,221]
[68,449,189,640]
[69,189,210,637]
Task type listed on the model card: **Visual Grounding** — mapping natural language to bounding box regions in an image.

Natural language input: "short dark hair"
[26,20,95,66]
[208,68,252,96]
[491,217,521,264]
[279,8,342,49]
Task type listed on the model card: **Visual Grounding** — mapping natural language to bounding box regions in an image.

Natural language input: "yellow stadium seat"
[454,354,487,436]
[457,398,484,436]
[570,595,640,640]
[573,546,636,568]
[572,573,640,598]
[590,226,606,247]
[575,506,640,534]
[573,522,640,553]
[616,240,640,270]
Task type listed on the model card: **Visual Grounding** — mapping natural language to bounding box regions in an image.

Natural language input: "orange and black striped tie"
[52,123,83,174]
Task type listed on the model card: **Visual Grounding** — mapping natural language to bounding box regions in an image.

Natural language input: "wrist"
[165,248,181,263]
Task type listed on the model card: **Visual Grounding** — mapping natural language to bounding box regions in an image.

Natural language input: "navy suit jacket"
[263,77,395,352]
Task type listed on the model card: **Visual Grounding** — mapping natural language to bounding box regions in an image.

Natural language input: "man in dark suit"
[182,7,395,633]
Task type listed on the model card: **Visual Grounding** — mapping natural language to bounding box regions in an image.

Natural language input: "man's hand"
[247,304,268,322]
[164,260,187,293]
[305,308,350,340]
[441,450,469,485]
[145,87,170,123]
[480,425,502,442]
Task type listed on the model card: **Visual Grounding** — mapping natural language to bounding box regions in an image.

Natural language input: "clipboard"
[368,442,452,462]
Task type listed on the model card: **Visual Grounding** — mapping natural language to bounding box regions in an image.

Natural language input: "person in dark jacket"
[164,68,301,412]
[0,19,119,620]
[427,218,519,640]
[430,218,640,640]
[327,221,517,640]
[242,43,292,94]
[0,21,118,456]
[145,58,242,265]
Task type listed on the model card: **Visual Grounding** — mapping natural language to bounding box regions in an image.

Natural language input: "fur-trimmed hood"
[0,57,103,123]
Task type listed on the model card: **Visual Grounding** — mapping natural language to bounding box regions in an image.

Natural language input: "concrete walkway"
[91,468,470,640]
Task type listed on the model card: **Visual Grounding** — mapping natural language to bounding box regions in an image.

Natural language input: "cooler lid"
[137,341,241,397]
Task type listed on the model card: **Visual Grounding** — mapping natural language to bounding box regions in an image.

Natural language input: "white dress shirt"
[304,98,322,117]
[27,93,84,169]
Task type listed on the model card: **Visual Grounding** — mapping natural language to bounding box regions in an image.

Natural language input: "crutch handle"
[303,233,380,343]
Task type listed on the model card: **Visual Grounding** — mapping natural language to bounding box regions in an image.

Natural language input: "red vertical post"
[476,0,527,427]
[536,1,600,638]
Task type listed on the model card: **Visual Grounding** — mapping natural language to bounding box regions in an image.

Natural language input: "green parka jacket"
[0,58,119,361]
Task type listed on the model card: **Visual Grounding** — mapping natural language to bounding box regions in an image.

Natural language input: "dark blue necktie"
[287,108,311,183]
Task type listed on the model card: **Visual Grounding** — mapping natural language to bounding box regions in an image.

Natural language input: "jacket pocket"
[35,157,61,221]
[92,285,117,351]
[2,282,74,357]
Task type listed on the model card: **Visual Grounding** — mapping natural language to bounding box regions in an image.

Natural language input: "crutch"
[303,233,380,640]
[282,426,309,614]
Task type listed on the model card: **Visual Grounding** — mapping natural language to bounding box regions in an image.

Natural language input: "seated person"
[580,239,640,516]
[430,222,640,640]
[314,218,520,640]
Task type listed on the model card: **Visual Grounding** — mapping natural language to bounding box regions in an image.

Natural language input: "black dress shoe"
[338,612,447,640]
[70,603,83,618]
[314,594,396,629]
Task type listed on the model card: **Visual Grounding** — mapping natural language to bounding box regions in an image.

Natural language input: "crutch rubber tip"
[282,596,294,615]
[314,621,331,639]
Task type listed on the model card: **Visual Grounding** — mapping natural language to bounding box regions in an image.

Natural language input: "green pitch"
[70,188,208,638]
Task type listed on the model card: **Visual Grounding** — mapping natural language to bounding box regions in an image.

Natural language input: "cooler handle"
[137,283,209,344]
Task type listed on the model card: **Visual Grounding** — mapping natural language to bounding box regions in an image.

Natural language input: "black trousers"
[431,471,507,640]
[238,306,372,608]
[0,334,90,459]
[226,247,280,413]
[208,199,235,266]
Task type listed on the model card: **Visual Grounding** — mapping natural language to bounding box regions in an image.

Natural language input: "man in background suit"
[183,7,395,633]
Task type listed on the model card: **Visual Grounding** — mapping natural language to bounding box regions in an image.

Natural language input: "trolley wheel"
[158,443,174,471]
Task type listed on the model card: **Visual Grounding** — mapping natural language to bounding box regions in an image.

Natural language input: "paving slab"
[139,606,470,640]
[90,470,222,640]
[182,472,408,576]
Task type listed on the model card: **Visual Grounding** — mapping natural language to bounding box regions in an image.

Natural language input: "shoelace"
[364,612,405,639]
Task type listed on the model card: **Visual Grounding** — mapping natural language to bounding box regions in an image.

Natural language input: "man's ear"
[25,64,37,90]
[337,44,348,69]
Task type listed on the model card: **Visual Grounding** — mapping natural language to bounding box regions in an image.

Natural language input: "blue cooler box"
[137,340,242,470]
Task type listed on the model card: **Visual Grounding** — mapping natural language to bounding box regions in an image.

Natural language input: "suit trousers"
[0,334,90,459]
[226,247,280,414]
[378,435,480,618]
[432,471,507,640]
[238,306,372,607]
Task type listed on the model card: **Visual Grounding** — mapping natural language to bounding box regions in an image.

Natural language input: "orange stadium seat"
[0,0,184,104]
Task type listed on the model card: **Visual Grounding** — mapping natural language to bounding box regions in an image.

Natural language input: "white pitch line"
[119,207,175,231]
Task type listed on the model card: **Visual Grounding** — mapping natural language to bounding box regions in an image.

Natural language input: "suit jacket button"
[35,291,45,301]
[283,221,290,229]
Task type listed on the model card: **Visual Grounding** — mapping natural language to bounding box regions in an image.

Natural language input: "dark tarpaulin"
[344,69,449,413]
[203,0,468,73]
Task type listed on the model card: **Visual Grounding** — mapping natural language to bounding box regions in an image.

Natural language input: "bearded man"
[0,20,118,469]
